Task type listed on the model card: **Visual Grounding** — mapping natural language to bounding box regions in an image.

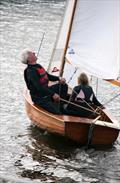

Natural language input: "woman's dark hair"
[78,73,89,85]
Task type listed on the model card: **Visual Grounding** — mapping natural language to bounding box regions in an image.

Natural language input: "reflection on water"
[0,0,120,183]
[15,125,78,182]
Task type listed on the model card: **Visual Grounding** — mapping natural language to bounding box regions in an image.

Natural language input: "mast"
[60,0,77,76]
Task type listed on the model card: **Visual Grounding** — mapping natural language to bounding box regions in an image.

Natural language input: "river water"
[0,0,120,183]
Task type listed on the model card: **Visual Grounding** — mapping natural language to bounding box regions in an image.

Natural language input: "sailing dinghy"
[24,0,120,146]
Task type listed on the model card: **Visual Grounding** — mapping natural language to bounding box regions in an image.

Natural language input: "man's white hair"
[21,50,30,64]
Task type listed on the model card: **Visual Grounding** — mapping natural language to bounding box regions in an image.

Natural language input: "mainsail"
[49,0,120,87]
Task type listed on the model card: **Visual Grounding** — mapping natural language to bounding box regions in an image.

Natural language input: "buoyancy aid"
[36,66,48,87]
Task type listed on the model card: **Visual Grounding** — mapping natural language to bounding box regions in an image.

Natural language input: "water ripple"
[0,0,120,183]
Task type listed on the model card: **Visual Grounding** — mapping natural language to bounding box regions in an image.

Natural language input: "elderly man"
[21,50,68,114]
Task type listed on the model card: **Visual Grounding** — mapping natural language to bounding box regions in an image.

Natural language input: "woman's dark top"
[66,84,103,117]
[70,84,102,106]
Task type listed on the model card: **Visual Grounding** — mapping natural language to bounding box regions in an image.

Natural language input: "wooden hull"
[24,90,120,146]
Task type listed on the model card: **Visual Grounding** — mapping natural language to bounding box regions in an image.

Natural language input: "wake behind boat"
[23,0,120,146]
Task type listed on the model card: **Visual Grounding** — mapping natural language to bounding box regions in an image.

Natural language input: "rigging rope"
[72,89,96,112]
[86,115,101,147]
[103,93,120,106]
[58,83,62,111]
[60,98,100,115]
[67,67,78,84]
[96,78,99,97]
[37,32,45,58]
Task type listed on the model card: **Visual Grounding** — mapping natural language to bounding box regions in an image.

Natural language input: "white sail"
[48,0,77,74]
[64,0,120,85]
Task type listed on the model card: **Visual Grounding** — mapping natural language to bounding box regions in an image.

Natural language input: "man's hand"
[52,93,60,102]
[59,77,66,84]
